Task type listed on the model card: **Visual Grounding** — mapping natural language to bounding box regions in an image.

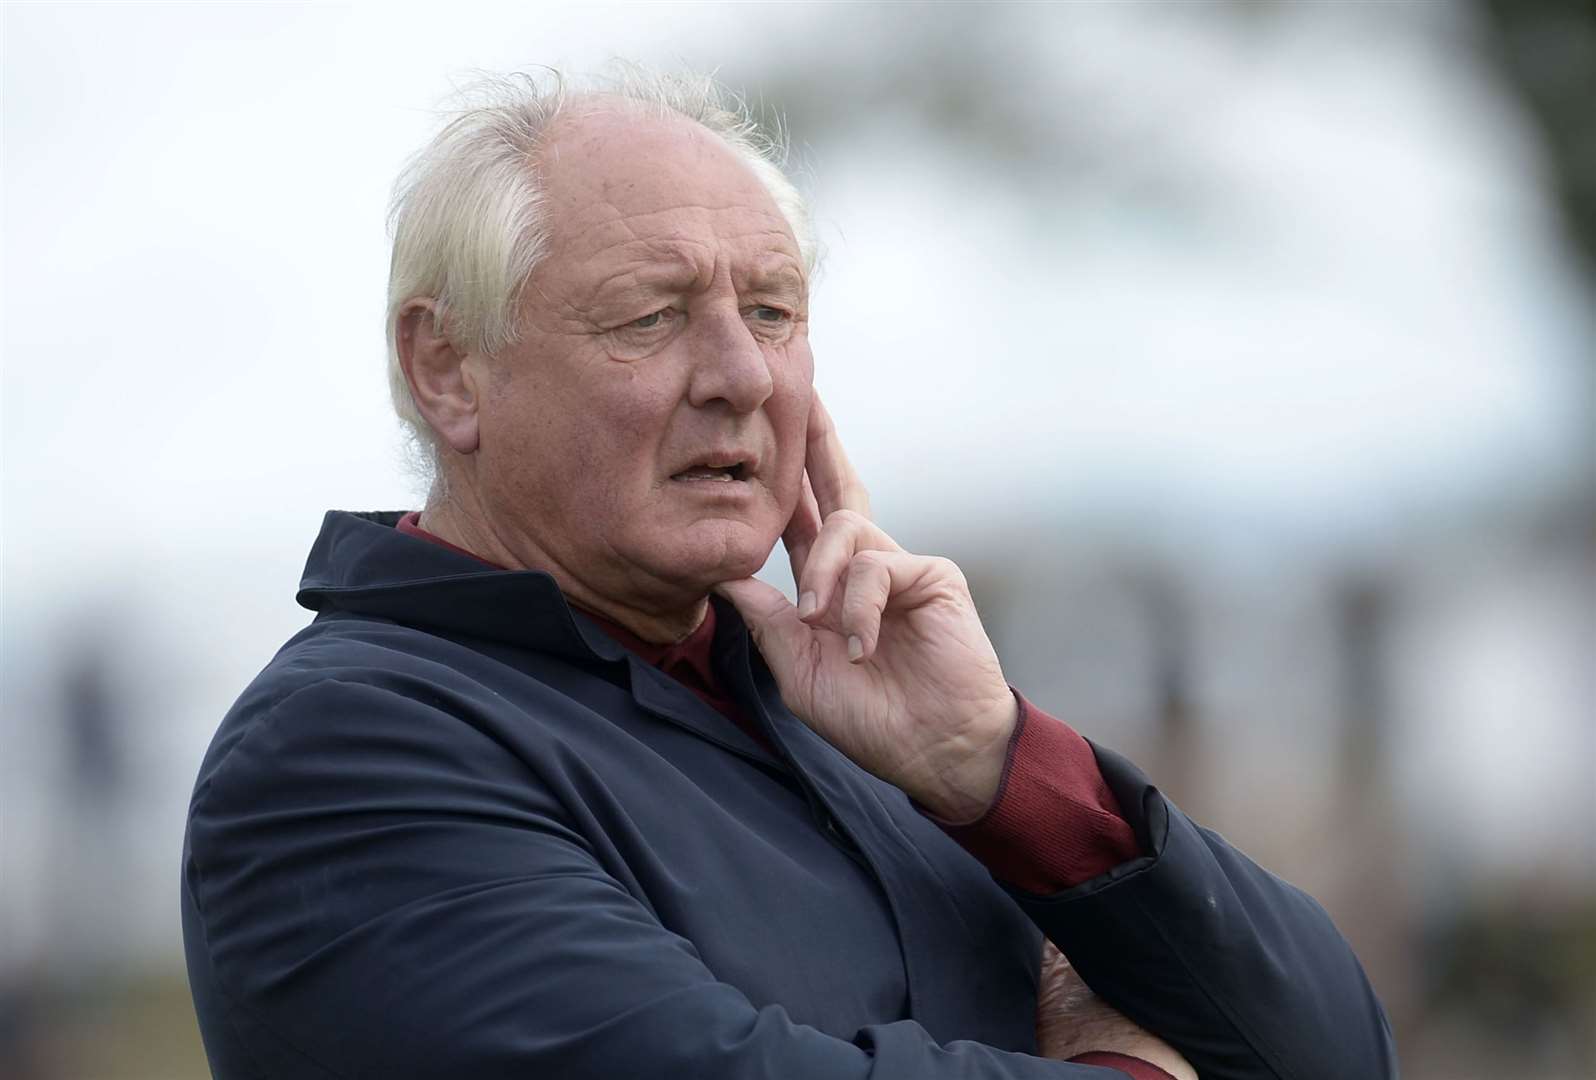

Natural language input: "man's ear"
[395,298,481,454]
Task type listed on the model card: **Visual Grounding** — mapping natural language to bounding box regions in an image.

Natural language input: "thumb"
[712,577,810,675]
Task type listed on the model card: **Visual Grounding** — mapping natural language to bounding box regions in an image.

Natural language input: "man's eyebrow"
[581,247,705,304]
[740,261,806,297]
[575,244,805,308]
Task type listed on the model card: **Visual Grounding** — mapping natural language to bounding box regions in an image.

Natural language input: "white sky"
[4,2,1588,579]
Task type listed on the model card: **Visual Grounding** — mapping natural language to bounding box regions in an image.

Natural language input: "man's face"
[469,107,813,610]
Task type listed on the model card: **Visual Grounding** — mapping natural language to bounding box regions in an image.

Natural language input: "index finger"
[805,394,871,520]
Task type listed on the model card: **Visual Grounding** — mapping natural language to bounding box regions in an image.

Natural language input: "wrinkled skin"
[1034,941,1196,1078]
[400,104,812,641]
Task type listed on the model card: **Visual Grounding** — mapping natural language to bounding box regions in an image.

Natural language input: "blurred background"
[3,1,1592,1077]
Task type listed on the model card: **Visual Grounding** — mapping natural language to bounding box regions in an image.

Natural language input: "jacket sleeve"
[183,677,1135,1080]
[1009,742,1399,1080]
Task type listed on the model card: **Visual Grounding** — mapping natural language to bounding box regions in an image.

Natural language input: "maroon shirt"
[395,513,1169,1080]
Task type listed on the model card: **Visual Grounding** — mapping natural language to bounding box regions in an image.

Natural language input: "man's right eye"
[630,309,670,329]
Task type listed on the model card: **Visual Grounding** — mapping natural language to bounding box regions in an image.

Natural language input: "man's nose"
[686,308,776,412]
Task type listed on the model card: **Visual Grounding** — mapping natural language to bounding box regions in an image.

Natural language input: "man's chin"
[658,523,779,593]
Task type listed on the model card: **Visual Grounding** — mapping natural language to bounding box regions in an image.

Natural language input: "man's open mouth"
[671,461,748,483]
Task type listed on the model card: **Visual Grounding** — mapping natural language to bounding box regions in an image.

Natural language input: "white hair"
[384,65,817,487]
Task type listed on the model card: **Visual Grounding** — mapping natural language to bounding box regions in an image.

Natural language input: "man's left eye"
[749,306,788,322]
[630,309,671,329]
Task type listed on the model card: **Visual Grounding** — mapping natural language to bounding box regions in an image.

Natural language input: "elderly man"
[182,71,1395,1080]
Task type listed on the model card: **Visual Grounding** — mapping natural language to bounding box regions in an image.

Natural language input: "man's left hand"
[715,396,1017,823]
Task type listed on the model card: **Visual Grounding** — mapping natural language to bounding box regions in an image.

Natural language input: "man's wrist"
[915,690,1021,823]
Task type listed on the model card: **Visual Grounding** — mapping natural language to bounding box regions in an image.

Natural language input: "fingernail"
[847,635,864,662]
[798,592,818,619]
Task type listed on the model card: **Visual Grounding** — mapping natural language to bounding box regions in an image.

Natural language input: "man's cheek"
[779,347,815,434]
[785,334,816,387]
[780,389,812,479]
[778,436,808,518]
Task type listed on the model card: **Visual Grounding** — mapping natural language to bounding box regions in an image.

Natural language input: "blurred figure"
[51,626,130,985]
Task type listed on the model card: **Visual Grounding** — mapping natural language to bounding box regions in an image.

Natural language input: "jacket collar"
[296,510,637,664]
[297,510,782,767]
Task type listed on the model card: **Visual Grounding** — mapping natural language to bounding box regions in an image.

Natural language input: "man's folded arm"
[183,677,1148,1080]
[941,696,1399,1080]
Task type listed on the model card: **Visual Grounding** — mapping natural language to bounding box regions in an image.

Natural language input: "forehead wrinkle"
[733,246,805,282]
[571,239,711,308]
[558,200,797,255]
[544,182,804,313]
[565,227,802,306]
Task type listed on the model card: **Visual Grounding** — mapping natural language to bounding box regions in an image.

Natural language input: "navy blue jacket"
[181,511,1397,1078]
